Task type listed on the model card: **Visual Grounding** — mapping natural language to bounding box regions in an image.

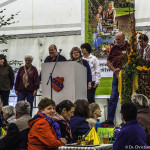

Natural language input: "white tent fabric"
[1,35,81,71]
[0,0,81,35]
[135,0,150,27]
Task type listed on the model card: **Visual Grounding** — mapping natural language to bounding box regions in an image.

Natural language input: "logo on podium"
[52,76,64,92]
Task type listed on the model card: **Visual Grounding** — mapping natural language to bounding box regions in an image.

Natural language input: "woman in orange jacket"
[28,97,66,150]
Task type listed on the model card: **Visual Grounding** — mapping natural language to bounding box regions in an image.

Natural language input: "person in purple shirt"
[15,54,40,116]
[113,102,148,150]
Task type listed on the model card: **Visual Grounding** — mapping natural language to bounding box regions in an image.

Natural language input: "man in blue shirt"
[113,102,148,150]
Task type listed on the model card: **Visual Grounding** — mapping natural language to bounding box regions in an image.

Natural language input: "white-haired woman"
[132,93,150,145]
[0,101,31,150]
[15,54,40,116]
[2,105,16,124]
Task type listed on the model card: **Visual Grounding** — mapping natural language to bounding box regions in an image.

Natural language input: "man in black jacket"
[44,44,67,62]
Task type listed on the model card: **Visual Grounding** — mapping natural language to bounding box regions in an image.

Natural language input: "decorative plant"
[121,0,150,102]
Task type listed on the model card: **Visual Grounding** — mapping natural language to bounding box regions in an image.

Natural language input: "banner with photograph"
[84,0,135,95]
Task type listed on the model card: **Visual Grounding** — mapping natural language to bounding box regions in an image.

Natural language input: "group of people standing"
[0,54,40,116]
[0,42,101,116]
[44,43,101,104]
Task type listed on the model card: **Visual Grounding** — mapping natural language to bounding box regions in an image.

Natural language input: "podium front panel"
[41,61,87,104]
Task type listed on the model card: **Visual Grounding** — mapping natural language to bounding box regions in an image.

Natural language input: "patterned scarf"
[39,112,62,139]
[73,57,83,65]
[53,113,73,140]
[23,66,31,88]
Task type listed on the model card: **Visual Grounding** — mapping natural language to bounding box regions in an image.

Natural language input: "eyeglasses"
[73,52,79,54]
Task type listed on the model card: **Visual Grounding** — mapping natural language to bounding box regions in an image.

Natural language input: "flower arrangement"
[121,28,150,102]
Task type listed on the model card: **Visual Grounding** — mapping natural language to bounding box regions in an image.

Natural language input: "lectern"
[41,61,87,104]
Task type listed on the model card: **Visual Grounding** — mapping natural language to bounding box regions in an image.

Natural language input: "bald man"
[102,32,130,126]
[44,44,67,62]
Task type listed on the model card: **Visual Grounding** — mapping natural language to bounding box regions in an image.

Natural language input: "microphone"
[59,49,62,53]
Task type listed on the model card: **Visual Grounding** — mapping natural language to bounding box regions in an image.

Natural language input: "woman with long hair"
[0,54,14,106]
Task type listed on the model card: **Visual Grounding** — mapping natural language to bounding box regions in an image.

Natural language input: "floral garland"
[121,27,149,102]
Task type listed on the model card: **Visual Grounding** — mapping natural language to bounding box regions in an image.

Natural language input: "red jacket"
[28,112,64,150]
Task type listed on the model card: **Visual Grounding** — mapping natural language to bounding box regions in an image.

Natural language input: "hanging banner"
[84,0,135,96]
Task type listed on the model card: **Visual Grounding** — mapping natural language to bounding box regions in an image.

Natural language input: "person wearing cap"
[0,54,14,106]
[15,54,40,116]
[44,44,67,62]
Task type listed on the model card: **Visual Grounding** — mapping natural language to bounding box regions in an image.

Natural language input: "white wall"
[135,0,150,27]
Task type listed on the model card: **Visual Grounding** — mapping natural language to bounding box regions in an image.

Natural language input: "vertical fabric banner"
[84,0,135,96]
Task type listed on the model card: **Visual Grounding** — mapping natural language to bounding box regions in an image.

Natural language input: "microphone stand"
[46,49,62,99]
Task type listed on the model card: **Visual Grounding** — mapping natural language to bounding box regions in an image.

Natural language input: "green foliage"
[95,77,113,95]
[115,8,133,17]
[122,52,140,102]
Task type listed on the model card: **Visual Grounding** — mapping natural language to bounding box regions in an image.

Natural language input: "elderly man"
[102,32,130,126]
[44,44,67,62]
[138,34,150,61]
[0,101,31,150]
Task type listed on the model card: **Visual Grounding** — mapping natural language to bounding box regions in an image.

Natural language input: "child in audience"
[86,103,102,128]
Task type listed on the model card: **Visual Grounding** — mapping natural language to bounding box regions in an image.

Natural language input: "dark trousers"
[17,92,34,116]
[0,90,10,106]
[87,82,96,104]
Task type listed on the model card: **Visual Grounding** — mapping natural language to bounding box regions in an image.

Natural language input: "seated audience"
[70,47,92,101]
[2,105,16,124]
[86,103,102,128]
[113,102,148,150]
[0,101,31,150]
[28,97,66,150]
[53,100,75,143]
[0,101,6,128]
[69,99,90,143]
[132,93,150,145]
